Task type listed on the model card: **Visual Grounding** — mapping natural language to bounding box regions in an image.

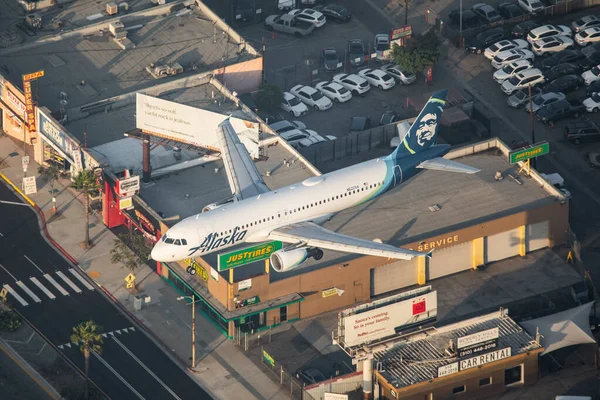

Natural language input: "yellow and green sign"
[263,349,275,367]
[218,241,283,271]
[185,258,208,282]
[509,141,549,164]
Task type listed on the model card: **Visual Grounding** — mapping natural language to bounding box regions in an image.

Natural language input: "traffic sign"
[22,156,29,167]
[125,273,136,289]
[509,141,549,164]
[22,176,37,194]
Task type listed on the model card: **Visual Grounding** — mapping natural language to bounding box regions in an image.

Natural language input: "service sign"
[460,347,511,371]
[437,362,459,378]
[22,176,37,195]
[508,141,549,164]
[218,241,282,271]
[118,175,140,195]
[6,89,26,119]
[23,81,36,132]
[238,278,252,291]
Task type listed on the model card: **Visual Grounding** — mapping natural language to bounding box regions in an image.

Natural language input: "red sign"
[22,81,36,132]
[391,25,413,41]
[412,298,426,315]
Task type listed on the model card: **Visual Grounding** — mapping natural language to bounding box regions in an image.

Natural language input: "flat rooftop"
[374,309,542,389]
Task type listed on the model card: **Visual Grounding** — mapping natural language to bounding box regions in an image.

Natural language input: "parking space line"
[56,271,82,294]
[15,281,41,303]
[91,350,145,400]
[24,255,44,274]
[44,274,69,296]
[2,284,28,306]
[29,277,55,299]
[68,268,95,290]
[0,263,17,282]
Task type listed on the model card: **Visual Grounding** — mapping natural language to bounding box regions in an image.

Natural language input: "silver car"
[507,86,542,108]
[524,91,566,113]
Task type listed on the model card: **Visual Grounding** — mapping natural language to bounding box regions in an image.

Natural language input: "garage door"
[527,221,549,252]
[485,227,521,263]
[370,258,418,297]
[428,242,473,280]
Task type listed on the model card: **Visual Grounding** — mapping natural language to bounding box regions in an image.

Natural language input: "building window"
[479,377,491,387]
[505,365,523,386]
[452,385,465,394]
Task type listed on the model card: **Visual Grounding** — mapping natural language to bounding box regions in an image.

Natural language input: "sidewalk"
[0,135,292,400]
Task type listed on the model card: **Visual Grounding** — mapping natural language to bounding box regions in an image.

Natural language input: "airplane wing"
[417,157,480,174]
[268,222,431,261]
[217,119,270,200]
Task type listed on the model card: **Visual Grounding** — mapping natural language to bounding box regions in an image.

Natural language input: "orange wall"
[215,57,262,94]
[0,79,35,143]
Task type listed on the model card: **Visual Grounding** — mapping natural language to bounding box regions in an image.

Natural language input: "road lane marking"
[0,263,17,282]
[0,200,29,206]
[2,284,28,306]
[68,268,95,290]
[24,255,44,274]
[91,350,145,400]
[29,277,56,299]
[111,336,182,400]
[44,274,69,296]
[16,281,41,303]
[56,271,82,294]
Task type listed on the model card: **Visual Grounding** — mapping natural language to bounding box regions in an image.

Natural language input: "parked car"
[518,0,544,14]
[322,48,340,71]
[264,14,315,37]
[582,41,600,56]
[512,21,540,38]
[543,62,582,81]
[290,84,333,111]
[380,111,398,125]
[571,15,600,33]
[484,39,529,59]
[575,27,600,46]
[296,134,337,148]
[374,34,390,54]
[525,91,566,113]
[348,39,366,66]
[358,68,396,90]
[493,59,533,83]
[333,73,371,94]
[542,74,583,93]
[280,91,308,116]
[541,50,584,69]
[280,129,318,147]
[501,68,545,94]
[269,119,306,133]
[350,116,371,132]
[531,36,574,57]
[498,3,526,19]
[315,81,352,102]
[527,24,572,45]
[587,79,600,95]
[507,86,542,108]
[583,92,600,112]
[491,49,535,69]
[466,27,505,54]
[537,99,585,123]
[381,64,416,84]
[582,64,600,85]
[564,120,600,143]
[296,368,326,385]
[580,51,600,70]
[288,8,326,28]
[313,3,352,22]
[589,152,600,166]
[234,0,254,22]
[448,10,483,29]
[472,3,502,23]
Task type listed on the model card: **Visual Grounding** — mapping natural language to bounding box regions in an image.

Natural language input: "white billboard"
[342,290,437,347]
[135,93,260,152]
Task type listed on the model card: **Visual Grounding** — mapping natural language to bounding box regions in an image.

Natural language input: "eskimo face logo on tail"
[415,111,441,146]
[188,227,248,256]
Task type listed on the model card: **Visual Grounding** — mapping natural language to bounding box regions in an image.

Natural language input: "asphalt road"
[0,341,55,400]
[0,183,212,400]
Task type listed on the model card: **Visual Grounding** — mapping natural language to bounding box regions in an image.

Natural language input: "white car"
[381,64,416,85]
[583,92,600,112]
[493,59,533,83]
[518,0,544,14]
[288,9,326,28]
[315,81,352,103]
[280,91,308,117]
[484,39,529,60]
[290,84,333,111]
[501,68,545,94]
[575,27,600,46]
[279,129,318,147]
[531,36,574,56]
[571,15,600,33]
[491,49,535,69]
[333,73,371,95]
[296,133,337,148]
[269,120,306,134]
[357,68,396,90]
[582,65,600,85]
[527,24,572,44]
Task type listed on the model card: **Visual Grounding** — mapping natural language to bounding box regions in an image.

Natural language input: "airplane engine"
[270,247,324,272]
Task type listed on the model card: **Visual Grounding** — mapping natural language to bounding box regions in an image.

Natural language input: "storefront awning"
[520,302,596,355]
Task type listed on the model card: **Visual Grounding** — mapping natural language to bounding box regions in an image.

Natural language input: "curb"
[0,171,36,207]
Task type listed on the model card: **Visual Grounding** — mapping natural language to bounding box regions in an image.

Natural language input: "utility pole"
[178,295,197,368]
[528,84,537,169]
[459,0,463,47]
[404,0,409,26]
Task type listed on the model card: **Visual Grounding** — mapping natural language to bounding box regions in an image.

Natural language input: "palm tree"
[71,169,100,248]
[71,320,103,400]
[38,165,62,213]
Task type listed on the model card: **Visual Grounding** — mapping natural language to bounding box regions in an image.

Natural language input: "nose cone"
[151,242,172,262]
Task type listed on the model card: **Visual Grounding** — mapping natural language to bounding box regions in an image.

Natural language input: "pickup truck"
[536,99,585,124]
[264,14,315,37]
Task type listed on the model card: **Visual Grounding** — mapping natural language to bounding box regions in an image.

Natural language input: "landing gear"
[308,247,324,260]
[186,266,196,275]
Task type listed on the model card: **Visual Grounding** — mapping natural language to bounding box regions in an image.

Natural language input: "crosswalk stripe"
[56,271,82,294]
[3,284,29,306]
[16,281,41,303]
[68,268,95,290]
[30,277,56,300]
[44,274,69,296]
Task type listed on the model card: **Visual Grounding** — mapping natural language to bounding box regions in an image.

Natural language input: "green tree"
[71,170,100,248]
[38,165,63,213]
[255,84,283,111]
[70,320,103,400]
[391,30,441,74]
[110,232,151,275]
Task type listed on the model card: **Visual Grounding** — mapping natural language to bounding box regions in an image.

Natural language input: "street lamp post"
[177,295,196,368]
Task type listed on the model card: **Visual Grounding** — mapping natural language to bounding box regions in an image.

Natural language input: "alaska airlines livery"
[151,89,480,272]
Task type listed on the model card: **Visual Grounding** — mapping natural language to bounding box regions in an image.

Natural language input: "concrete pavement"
[0,135,292,400]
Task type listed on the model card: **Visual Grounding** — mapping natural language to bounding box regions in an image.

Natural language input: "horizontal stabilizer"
[417,158,480,174]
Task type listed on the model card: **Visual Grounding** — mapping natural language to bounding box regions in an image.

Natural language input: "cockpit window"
[174,239,181,245]
[181,239,187,245]
[165,238,175,244]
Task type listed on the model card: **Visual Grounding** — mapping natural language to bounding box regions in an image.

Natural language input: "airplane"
[150,89,480,272]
